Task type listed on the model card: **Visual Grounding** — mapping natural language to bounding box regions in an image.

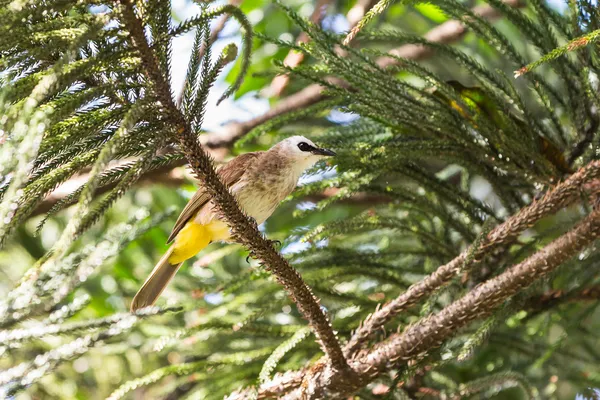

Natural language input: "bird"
[130,136,336,311]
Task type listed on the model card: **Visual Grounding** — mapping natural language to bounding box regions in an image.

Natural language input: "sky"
[170,0,270,133]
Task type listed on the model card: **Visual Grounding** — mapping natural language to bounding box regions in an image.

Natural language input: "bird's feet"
[245,240,283,263]
[268,239,282,248]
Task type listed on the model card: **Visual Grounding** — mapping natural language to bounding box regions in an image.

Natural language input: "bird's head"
[272,135,336,164]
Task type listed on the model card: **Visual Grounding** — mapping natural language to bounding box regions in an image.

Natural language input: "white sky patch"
[328,109,359,124]
[170,0,270,132]
[281,240,310,255]
[204,292,224,305]
[322,13,349,34]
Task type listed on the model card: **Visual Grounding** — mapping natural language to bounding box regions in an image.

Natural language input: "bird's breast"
[233,171,297,224]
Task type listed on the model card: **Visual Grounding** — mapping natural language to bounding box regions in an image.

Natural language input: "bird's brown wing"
[166,151,262,244]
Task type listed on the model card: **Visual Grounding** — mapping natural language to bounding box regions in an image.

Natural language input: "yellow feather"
[205,220,230,241]
[168,221,211,264]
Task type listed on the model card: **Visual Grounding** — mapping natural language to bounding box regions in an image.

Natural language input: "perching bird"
[130,136,336,311]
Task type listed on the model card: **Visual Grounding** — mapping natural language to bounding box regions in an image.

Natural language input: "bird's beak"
[311,147,336,157]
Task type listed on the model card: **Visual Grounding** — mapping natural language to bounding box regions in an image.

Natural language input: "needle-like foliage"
[2,0,600,399]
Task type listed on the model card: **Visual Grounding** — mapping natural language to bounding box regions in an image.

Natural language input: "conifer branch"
[343,0,394,46]
[29,0,522,220]
[344,161,600,357]
[347,0,380,27]
[363,208,600,369]
[514,28,600,77]
[32,157,187,216]
[117,0,349,372]
[7,0,599,397]
[175,0,242,107]
[295,207,600,398]
[268,0,339,97]
[451,371,535,399]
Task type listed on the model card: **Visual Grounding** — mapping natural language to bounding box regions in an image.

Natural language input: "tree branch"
[365,209,600,368]
[294,207,600,398]
[226,162,600,399]
[194,0,525,146]
[344,161,600,357]
[118,0,349,372]
[32,160,187,216]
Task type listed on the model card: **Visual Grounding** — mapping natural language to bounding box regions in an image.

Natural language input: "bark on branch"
[363,209,600,368]
[118,0,348,372]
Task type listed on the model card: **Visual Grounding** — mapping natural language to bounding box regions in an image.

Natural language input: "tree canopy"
[1,0,600,399]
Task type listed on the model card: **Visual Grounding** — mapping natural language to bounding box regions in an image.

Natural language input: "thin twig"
[525,285,600,317]
[568,111,599,165]
[118,0,349,373]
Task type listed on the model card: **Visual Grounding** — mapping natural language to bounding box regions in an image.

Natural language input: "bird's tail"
[131,222,213,312]
[130,246,182,312]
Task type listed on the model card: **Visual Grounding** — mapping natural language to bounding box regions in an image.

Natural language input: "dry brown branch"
[118,0,349,372]
[344,161,600,357]
[32,160,187,216]
[303,187,391,205]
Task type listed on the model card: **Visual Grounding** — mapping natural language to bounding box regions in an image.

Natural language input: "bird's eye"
[298,142,311,152]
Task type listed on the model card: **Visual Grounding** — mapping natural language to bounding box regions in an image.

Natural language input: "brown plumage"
[167,152,261,243]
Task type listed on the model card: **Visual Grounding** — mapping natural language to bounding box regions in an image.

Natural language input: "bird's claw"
[246,240,281,263]
[268,239,282,248]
